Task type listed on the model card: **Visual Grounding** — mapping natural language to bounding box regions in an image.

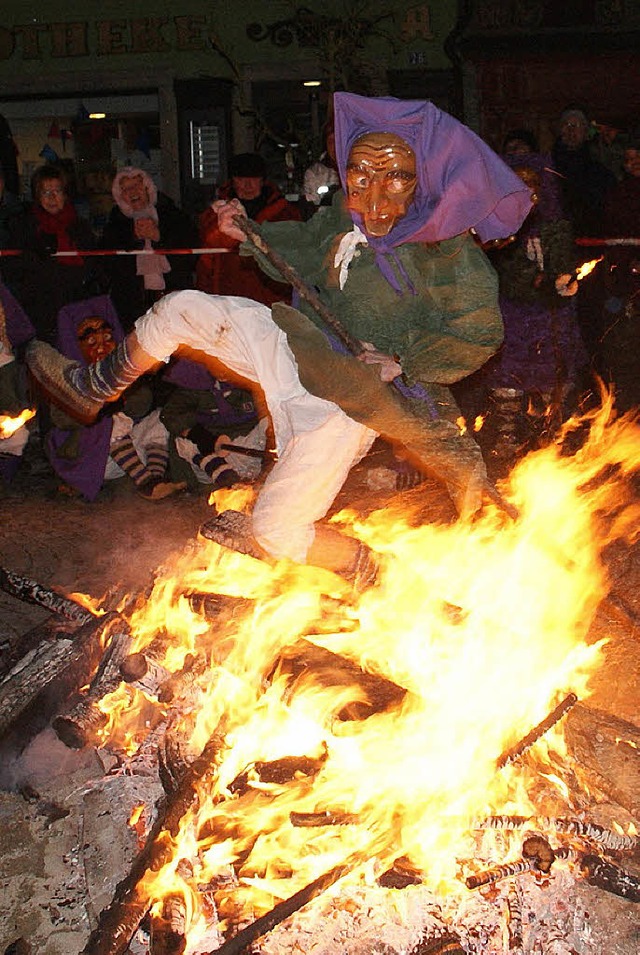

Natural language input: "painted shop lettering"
[0,17,209,61]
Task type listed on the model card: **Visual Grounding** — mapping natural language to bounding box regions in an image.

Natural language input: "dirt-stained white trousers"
[135,291,376,561]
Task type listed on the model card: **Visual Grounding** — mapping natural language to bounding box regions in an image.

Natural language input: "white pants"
[135,291,376,561]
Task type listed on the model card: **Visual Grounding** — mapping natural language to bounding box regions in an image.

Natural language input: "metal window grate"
[190,121,221,184]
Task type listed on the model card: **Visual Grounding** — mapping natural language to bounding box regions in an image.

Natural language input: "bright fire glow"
[575,256,604,281]
[0,407,35,437]
[94,395,640,938]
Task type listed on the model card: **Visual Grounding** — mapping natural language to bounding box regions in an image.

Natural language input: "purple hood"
[333,92,532,254]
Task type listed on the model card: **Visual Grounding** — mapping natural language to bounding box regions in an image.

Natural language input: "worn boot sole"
[26,340,103,425]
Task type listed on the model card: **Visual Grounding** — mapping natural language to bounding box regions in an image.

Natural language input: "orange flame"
[94,395,640,932]
[0,408,35,437]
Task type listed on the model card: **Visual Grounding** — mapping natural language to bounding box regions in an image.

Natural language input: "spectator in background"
[551,106,616,375]
[472,152,586,473]
[196,152,302,306]
[0,283,35,484]
[591,116,628,182]
[4,164,96,344]
[551,106,616,239]
[600,129,640,411]
[502,128,539,158]
[0,161,25,252]
[0,114,19,197]
[100,167,198,332]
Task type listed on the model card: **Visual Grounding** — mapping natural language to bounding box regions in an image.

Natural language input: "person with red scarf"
[5,164,97,344]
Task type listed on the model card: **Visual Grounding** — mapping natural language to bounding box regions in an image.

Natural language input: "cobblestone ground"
[0,435,638,955]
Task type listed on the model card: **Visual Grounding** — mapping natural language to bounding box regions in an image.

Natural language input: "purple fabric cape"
[1,280,35,348]
[333,92,533,291]
[47,295,124,501]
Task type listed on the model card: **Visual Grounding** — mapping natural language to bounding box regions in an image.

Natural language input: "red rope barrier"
[0,247,230,257]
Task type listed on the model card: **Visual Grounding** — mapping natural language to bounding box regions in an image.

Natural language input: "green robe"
[242,198,504,509]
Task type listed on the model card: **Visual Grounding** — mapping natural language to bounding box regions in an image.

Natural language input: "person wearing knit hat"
[196,152,302,307]
[100,167,198,332]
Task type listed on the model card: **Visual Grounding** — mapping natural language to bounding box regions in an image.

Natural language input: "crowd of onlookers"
[0,101,639,500]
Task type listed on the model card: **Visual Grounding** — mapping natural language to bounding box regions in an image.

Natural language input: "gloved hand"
[555,273,579,297]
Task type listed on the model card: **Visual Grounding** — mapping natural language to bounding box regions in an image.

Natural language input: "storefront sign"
[0,16,210,61]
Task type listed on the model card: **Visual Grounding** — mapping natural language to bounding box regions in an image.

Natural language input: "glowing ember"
[0,407,35,437]
[93,396,640,941]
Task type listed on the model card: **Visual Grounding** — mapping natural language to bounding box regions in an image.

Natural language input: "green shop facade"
[0,0,637,230]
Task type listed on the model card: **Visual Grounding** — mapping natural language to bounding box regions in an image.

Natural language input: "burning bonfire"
[2,394,640,954]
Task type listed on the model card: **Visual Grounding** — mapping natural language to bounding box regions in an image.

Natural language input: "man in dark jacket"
[195,152,302,306]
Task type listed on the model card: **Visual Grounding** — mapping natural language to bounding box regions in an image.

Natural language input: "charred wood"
[496,693,578,768]
[229,754,327,794]
[409,933,465,955]
[0,612,118,751]
[478,814,637,851]
[465,843,574,890]
[290,809,357,827]
[208,856,355,955]
[82,724,227,955]
[52,626,132,749]
[149,894,187,955]
[273,639,406,721]
[0,565,95,624]
[579,853,640,902]
[120,649,172,698]
[0,616,70,680]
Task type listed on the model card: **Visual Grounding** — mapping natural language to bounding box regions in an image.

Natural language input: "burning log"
[496,692,578,768]
[0,565,95,624]
[410,934,465,955]
[82,725,227,955]
[578,853,640,902]
[465,839,572,890]
[119,637,173,699]
[52,625,132,749]
[0,616,68,680]
[207,854,357,955]
[478,814,637,851]
[289,809,357,827]
[149,894,188,955]
[0,611,119,750]
[274,639,407,720]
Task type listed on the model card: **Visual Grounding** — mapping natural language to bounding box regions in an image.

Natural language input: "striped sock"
[194,452,239,490]
[145,443,169,477]
[110,436,148,486]
[69,340,142,400]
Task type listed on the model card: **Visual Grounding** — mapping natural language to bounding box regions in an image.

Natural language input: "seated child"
[46,296,185,501]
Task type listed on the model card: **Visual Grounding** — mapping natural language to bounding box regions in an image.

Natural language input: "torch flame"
[0,408,35,437]
[575,256,603,281]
